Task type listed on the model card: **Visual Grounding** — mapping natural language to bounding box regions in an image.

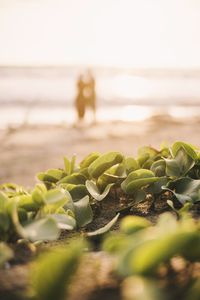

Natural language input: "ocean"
[1,66,200,128]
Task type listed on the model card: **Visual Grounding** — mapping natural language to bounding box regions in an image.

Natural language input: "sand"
[1,115,200,187]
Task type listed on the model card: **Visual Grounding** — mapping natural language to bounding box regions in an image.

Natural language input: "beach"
[1,115,200,187]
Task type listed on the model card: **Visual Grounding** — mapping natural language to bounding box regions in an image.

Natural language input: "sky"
[0,0,200,68]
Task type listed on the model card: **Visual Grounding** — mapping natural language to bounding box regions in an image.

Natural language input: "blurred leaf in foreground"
[0,242,13,267]
[30,240,85,300]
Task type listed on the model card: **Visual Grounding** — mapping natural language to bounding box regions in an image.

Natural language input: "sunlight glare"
[121,105,152,121]
[111,75,151,99]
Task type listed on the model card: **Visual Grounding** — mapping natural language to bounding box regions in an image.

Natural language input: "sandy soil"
[1,115,200,187]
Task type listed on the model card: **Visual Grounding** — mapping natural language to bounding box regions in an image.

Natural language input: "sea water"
[1,66,200,128]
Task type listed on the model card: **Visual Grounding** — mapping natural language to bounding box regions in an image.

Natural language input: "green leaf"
[137,153,150,168]
[0,242,13,267]
[128,231,199,275]
[124,157,139,174]
[172,141,198,160]
[120,216,150,234]
[86,180,114,201]
[163,177,200,204]
[64,156,71,175]
[121,169,159,194]
[17,195,40,211]
[58,173,86,185]
[37,172,58,183]
[23,217,60,242]
[18,208,28,223]
[70,155,76,174]
[32,184,47,206]
[51,213,76,230]
[165,148,195,177]
[47,169,65,181]
[60,184,88,201]
[146,177,169,195]
[31,241,85,300]
[80,152,100,168]
[73,196,93,228]
[87,213,120,237]
[97,172,125,192]
[138,146,159,158]
[150,159,166,176]
[165,158,181,177]
[6,197,60,242]
[106,163,126,177]
[0,192,7,212]
[63,155,76,175]
[45,189,68,205]
[0,212,10,233]
[88,152,123,179]
[133,190,146,204]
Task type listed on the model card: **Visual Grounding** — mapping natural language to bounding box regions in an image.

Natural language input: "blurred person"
[75,74,86,123]
[85,69,97,123]
[74,70,97,125]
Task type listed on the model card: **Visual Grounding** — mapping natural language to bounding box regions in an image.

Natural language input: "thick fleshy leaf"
[86,180,114,201]
[32,184,47,206]
[88,152,123,179]
[165,148,195,177]
[6,197,60,241]
[60,184,88,201]
[106,163,126,177]
[97,172,125,191]
[125,157,139,174]
[121,169,159,194]
[0,191,7,212]
[87,213,120,237]
[58,173,86,185]
[6,199,26,238]
[64,156,71,175]
[137,153,150,168]
[63,155,76,175]
[23,217,60,242]
[146,177,169,195]
[133,190,146,204]
[51,213,76,230]
[123,178,159,194]
[37,172,58,183]
[17,195,40,211]
[0,212,10,232]
[80,152,100,168]
[172,141,198,160]
[39,189,70,214]
[73,196,93,227]
[70,155,76,174]
[18,208,28,223]
[163,177,200,204]
[45,189,68,205]
[150,159,166,177]
[46,169,65,181]
[167,200,192,217]
[165,158,181,177]
[138,146,159,158]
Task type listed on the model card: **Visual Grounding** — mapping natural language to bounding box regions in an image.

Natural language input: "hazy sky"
[0,0,200,67]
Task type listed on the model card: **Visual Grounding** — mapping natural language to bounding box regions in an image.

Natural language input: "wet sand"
[1,115,200,187]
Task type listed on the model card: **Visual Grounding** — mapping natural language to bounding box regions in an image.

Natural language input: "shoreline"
[1,104,200,129]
